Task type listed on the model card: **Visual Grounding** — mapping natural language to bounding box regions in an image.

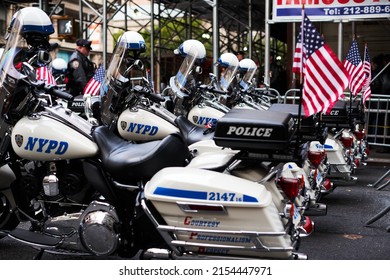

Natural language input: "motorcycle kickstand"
[33,249,45,260]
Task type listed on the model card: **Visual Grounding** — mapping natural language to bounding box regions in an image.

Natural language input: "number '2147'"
[208,192,237,201]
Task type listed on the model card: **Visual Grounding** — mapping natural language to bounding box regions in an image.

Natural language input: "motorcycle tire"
[0,192,19,238]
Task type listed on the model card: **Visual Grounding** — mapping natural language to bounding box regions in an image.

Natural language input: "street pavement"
[300,163,390,260]
[0,155,389,260]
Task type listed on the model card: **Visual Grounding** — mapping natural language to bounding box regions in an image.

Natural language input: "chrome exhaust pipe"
[141,248,171,260]
[292,252,308,260]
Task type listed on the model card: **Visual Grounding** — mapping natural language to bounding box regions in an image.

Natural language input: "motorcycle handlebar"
[132,85,165,103]
[149,92,165,103]
[198,84,226,95]
[44,85,74,101]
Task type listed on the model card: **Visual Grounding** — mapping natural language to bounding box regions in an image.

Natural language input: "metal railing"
[365,94,390,148]
[282,89,390,148]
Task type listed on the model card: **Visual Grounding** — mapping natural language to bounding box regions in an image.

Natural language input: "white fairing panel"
[117,108,179,141]
[145,167,293,258]
[11,116,98,160]
[322,138,347,164]
[187,106,225,128]
[232,103,255,110]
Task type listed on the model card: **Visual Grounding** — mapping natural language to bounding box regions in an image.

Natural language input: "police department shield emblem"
[192,116,198,124]
[71,60,80,69]
[120,121,127,131]
[15,134,23,147]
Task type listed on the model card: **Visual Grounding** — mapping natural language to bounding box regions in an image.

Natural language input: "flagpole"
[359,43,369,107]
[348,37,355,129]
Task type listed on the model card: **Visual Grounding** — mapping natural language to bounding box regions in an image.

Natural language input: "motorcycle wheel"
[0,192,19,237]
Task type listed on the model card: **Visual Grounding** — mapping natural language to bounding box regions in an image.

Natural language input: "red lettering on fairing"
[189,232,198,239]
[184,216,191,225]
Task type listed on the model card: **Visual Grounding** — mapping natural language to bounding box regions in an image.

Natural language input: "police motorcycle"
[268,104,333,198]
[99,37,317,243]
[117,35,326,218]
[99,33,320,230]
[163,40,232,129]
[194,57,330,206]
[317,98,368,186]
[227,58,278,111]
[211,59,331,205]
[101,37,325,236]
[0,11,310,260]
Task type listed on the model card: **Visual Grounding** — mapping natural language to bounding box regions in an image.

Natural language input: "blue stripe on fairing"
[154,187,208,200]
[153,187,259,203]
[324,144,334,149]
[243,195,258,202]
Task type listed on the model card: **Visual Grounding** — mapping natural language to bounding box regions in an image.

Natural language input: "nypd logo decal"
[21,136,69,155]
[125,122,158,136]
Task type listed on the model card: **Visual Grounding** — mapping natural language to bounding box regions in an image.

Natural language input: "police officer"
[66,38,95,96]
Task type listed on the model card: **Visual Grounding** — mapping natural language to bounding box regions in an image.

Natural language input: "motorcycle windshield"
[100,40,147,127]
[100,41,127,126]
[0,13,29,118]
[169,47,200,98]
[219,63,238,92]
[239,67,257,91]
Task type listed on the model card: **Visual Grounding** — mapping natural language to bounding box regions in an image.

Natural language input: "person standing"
[235,50,245,61]
[66,38,95,96]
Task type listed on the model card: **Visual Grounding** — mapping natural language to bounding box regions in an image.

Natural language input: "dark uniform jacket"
[66,50,95,96]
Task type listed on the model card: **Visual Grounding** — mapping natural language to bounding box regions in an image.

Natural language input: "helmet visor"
[239,67,257,90]
[0,12,29,118]
[169,44,201,98]
[100,39,147,127]
[219,63,238,92]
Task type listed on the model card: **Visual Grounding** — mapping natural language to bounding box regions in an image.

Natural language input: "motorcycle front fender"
[0,164,18,216]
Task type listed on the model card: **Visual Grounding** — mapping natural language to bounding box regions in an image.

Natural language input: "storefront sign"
[272,0,390,22]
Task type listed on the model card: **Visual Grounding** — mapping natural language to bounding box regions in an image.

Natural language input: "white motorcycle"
[319,99,368,185]
[0,22,309,260]
[93,35,326,221]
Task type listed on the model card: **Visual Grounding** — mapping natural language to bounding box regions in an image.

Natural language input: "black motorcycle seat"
[175,116,214,145]
[92,126,190,184]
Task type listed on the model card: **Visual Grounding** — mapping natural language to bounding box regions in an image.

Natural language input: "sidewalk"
[365,146,390,166]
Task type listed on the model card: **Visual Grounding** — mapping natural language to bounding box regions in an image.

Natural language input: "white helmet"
[116,31,146,53]
[174,39,206,62]
[5,7,55,67]
[51,58,68,75]
[239,58,257,72]
[239,58,258,90]
[218,52,239,91]
[218,52,239,68]
[107,30,146,85]
[7,7,54,38]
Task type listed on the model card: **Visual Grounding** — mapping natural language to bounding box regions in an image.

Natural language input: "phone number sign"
[272,0,390,22]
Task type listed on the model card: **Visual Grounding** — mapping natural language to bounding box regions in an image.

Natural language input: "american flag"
[36,66,57,85]
[361,44,371,105]
[292,12,348,117]
[344,40,365,96]
[84,64,105,96]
